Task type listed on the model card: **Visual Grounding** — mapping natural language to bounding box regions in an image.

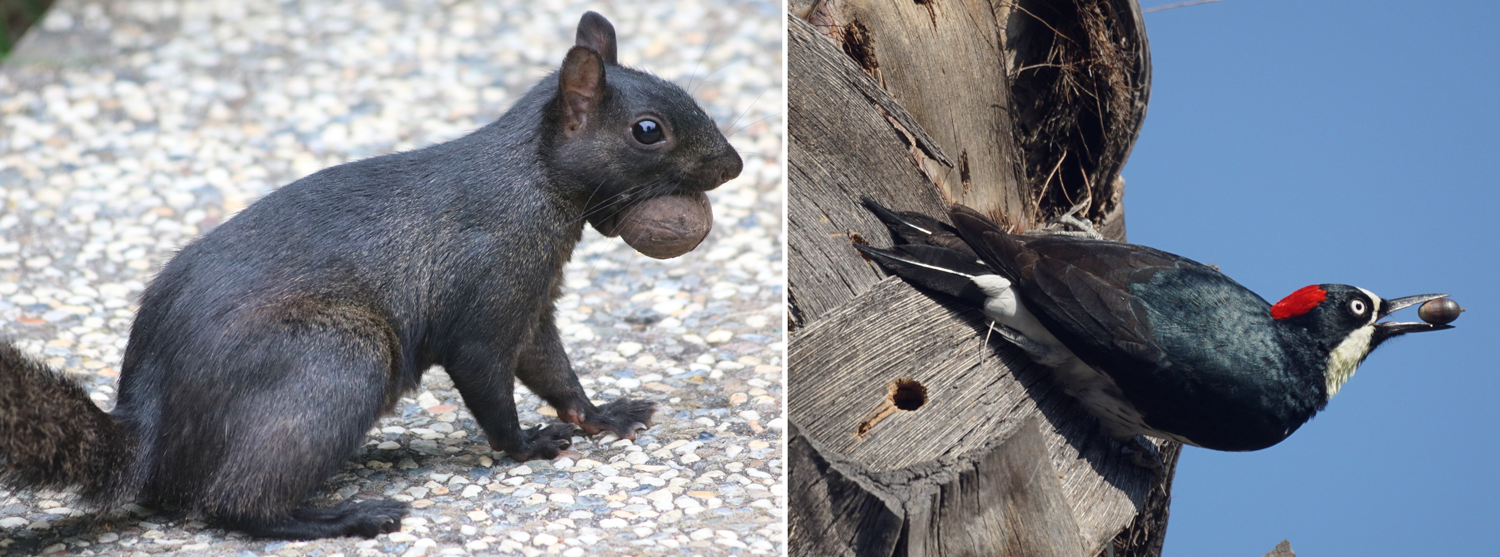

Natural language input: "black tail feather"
[863,198,946,239]
[855,243,991,305]
[0,341,135,505]
[861,198,979,260]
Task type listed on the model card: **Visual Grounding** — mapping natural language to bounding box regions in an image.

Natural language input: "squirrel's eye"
[632,119,664,144]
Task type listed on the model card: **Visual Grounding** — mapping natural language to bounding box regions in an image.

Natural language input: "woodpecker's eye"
[1349,299,1367,315]
[632,119,664,144]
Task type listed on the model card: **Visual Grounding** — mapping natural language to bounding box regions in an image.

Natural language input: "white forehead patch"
[1357,287,1380,321]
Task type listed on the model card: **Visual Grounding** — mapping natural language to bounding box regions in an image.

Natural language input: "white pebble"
[599,518,628,529]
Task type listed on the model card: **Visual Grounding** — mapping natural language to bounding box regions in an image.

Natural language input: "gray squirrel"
[0,11,741,539]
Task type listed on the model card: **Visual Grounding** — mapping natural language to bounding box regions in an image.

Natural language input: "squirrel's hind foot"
[219,499,409,540]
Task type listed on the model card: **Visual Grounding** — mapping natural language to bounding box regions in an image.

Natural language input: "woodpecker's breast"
[1100,269,1325,451]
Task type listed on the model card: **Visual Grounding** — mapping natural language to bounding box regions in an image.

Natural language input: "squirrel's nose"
[718,152,743,185]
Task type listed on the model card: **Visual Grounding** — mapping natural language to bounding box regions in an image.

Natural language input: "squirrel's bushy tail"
[0,340,134,504]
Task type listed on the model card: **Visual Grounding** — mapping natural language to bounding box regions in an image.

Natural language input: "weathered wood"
[803,0,1150,229]
[1263,540,1297,557]
[907,418,1087,557]
[788,274,1155,556]
[788,0,1172,553]
[1099,440,1181,557]
[804,0,1031,227]
[788,423,905,557]
[786,13,954,329]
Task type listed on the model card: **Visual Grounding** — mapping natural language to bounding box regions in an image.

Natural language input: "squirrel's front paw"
[566,398,656,440]
[497,424,575,461]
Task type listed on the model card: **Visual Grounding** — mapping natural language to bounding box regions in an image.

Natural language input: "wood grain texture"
[907,419,1087,557]
[787,14,954,330]
[788,423,905,557]
[788,0,1174,554]
[789,276,1155,555]
[1100,439,1181,557]
[810,0,1031,227]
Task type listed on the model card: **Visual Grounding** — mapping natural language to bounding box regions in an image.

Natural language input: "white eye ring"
[1350,300,1367,315]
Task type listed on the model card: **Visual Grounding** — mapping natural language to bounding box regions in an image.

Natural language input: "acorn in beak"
[1372,294,1459,348]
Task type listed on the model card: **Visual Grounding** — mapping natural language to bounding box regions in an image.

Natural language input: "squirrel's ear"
[575,11,618,65]
[559,46,605,138]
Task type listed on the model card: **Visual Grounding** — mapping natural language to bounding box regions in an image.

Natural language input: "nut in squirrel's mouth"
[590,191,714,259]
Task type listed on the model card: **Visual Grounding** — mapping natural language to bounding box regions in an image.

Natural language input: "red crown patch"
[1271,285,1326,320]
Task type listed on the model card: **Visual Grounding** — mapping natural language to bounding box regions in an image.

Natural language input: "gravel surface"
[0,0,784,555]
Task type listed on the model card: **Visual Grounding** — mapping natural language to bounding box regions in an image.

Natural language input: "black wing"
[949,206,1178,369]
[947,206,1302,450]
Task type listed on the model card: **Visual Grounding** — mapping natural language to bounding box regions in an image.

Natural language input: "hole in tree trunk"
[890,378,926,411]
[853,378,929,438]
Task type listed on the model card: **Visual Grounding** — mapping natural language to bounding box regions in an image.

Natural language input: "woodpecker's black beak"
[1373,293,1454,347]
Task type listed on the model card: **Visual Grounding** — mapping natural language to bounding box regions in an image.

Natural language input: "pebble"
[599,518,629,529]
[388,532,418,543]
[0,0,784,555]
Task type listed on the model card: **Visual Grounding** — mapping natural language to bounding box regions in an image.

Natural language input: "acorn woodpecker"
[855,200,1457,453]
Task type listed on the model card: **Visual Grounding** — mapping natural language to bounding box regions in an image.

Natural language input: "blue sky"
[1127,1,1500,555]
